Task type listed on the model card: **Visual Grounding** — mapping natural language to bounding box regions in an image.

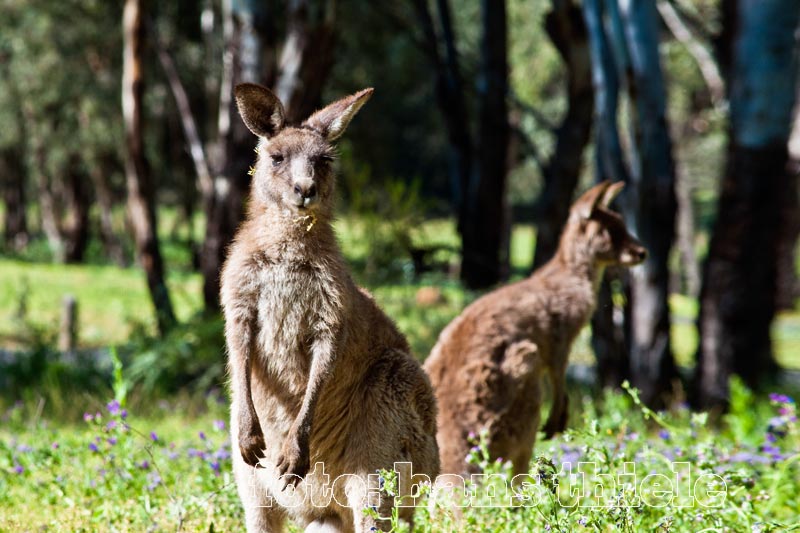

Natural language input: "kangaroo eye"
[270,154,284,166]
[318,154,334,164]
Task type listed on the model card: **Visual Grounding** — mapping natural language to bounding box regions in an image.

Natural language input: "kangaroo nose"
[293,183,317,200]
[636,248,647,261]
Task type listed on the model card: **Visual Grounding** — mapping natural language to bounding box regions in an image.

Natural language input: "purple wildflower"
[106,400,121,416]
[658,429,670,441]
[769,393,793,405]
[199,431,207,441]
[766,432,777,443]
[213,420,226,431]
[214,448,231,461]
[138,460,150,470]
[120,409,128,419]
[51,442,59,450]
[13,465,24,475]
[210,460,221,475]
[578,516,588,526]
[106,420,117,431]
[89,442,99,453]
[16,444,32,453]
[83,412,94,423]
[150,432,159,442]
[107,437,118,446]
[146,471,162,491]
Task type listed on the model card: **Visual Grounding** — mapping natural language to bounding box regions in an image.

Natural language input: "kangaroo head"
[234,83,373,218]
[563,181,647,268]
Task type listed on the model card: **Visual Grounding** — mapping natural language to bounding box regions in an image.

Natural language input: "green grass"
[0,259,202,348]
[1,382,798,531]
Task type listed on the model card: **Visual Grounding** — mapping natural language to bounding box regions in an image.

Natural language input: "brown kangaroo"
[221,83,439,532]
[424,181,647,476]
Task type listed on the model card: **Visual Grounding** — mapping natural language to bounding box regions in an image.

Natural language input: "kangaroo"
[424,181,647,476]
[222,83,439,533]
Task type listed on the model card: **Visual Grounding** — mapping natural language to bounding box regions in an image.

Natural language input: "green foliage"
[123,314,226,394]
[338,152,429,282]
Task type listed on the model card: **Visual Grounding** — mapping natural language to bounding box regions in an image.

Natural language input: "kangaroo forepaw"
[239,429,267,467]
[276,434,310,490]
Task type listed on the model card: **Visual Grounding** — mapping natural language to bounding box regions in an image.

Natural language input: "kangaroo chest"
[254,261,338,388]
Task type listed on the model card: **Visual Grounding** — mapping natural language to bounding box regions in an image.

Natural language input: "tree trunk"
[460,0,510,289]
[674,151,700,297]
[122,0,176,335]
[1,146,28,250]
[532,1,594,269]
[583,0,678,400]
[618,0,678,405]
[31,140,66,262]
[410,0,473,232]
[696,0,800,407]
[583,0,630,386]
[275,0,336,123]
[201,0,270,310]
[62,155,91,263]
[776,100,800,310]
[90,154,126,266]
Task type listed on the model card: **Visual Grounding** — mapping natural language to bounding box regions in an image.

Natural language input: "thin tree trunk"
[31,139,66,262]
[696,0,800,407]
[90,154,126,266]
[201,0,269,310]
[583,0,630,385]
[275,0,336,123]
[461,0,510,289]
[657,0,724,106]
[156,39,213,206]
[618,0,678,405]
[674,151,700,296]
[63,155,91,263]
[410,0,473,232]
[1,147,28,250]
[532,0,594,269]
[776,100,800,310]
[122,0,176,335]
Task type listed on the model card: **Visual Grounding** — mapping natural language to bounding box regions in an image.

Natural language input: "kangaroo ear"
[234,83,285,138]
[303,88,374,141]
[601,181,625,207]
[571,181,611,220]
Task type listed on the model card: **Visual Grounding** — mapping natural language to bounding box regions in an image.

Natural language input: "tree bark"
[201,0,270,310]
[410,0,473,232]
[89,154,127,266]
[0,146,28,250]
[460,0,510,289]
[275,0,336,123]
[532,1,594,269]
[583,0,678,400]
[696,0,800,407]
[776,98,800,310]
[122,0,176,335]
[618,0,678,405]
[583,0,630,386]
[62,155,91,263]
[31,139,66,262]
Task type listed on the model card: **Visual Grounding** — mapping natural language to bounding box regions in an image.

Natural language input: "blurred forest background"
[1,0,799,413]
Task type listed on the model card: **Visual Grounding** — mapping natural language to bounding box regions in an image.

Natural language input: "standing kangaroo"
[222,84,439,533]
[424,181,647,476]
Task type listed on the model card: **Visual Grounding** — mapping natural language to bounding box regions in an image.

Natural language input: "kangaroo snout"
[621,243,647,265]
[292,181,318,207]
